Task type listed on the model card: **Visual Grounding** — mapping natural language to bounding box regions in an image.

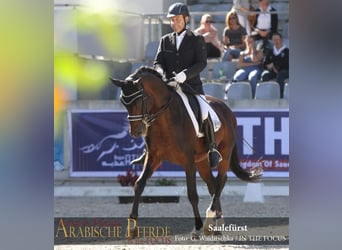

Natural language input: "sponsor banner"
[69,110,144,176]
[69,109,288,177]
[236,110,289,172]
[54,217,289,245]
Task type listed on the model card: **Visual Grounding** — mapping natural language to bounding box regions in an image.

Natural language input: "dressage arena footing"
[243,183,265,203]
[54,180,288,201]
[54,175,288,249]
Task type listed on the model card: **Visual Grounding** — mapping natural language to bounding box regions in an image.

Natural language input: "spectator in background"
[251,0,278,55]
[222,10,247,61]
[232,0,255,35]
[260,32,289,98]
[194,14,222,59]
[233,35,263,97]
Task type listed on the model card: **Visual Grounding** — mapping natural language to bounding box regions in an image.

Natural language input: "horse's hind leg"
[197,160,217,235]
[211,169,227,236]
[185,163,203,237]
[203,159,229,235]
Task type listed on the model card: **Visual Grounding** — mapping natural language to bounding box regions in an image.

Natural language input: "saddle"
[184,92,202,128]
[170,83,221,137]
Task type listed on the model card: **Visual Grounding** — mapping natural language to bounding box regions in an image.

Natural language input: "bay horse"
[111,66,262,238]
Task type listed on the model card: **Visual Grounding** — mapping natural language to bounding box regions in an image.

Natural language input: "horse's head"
[111,74,148,138]
[111,66,170,138]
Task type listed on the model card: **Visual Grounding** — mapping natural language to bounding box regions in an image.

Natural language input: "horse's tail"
[230,145,262,182]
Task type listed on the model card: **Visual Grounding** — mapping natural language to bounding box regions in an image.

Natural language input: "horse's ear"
[110,78,125,87]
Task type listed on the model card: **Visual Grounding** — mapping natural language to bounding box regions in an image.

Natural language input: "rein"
[120,86,173,126]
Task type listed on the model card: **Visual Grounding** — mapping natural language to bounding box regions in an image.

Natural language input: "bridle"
[120,80,173,126]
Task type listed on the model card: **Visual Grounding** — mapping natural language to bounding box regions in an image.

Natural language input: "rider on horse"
[131,2,222,168]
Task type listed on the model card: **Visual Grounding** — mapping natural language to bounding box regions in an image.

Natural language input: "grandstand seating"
[131,61,144,74]
[200,65,210,81]
[272,2,289,23]
[226,81,252,100]
[212,61,237,81]
[255,81,281,100]
[144,41,159,65]
[203,82,226,99]
[188,3,209,12]
[282,21,289,48]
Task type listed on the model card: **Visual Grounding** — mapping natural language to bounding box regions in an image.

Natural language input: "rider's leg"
[197,95,222,168]
[202,115,222,168]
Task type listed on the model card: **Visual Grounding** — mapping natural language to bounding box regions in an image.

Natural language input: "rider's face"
[170,15,188,33]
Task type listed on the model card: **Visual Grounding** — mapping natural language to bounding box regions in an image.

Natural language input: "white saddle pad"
[174,86,221,137]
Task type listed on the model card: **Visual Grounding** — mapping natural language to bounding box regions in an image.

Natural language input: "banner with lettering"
[235,110,289,173]
[69,109,288,177]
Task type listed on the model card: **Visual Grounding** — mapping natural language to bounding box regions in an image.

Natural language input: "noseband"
[120,82,173,126]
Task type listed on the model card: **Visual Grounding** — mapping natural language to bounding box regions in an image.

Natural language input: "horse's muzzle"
[129,123,145,138]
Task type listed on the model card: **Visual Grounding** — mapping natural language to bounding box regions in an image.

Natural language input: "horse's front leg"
[127,157,160,239]
[185,163,203,238]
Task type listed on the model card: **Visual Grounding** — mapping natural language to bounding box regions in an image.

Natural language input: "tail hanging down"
[230,145,263,182]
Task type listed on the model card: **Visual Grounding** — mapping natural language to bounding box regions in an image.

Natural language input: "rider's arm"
[154,37,166,77]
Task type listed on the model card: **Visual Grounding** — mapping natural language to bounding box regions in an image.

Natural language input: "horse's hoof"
[203,218,215,235]
[211,213,224,235]
[191,227,202,239]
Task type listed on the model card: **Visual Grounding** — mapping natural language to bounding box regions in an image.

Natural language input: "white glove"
[155,66,164,76]
[167,81,178,87]
[174,71,186,83]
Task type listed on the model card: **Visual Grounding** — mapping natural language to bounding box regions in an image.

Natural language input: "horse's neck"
[148,92,192,149]
[146,78,171,107]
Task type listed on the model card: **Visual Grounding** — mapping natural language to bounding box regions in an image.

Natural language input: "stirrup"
[130,151,146,165]
[208,148,222,168]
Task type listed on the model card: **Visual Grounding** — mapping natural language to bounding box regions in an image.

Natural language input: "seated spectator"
[194,14,222,59]
[222,10,247,61]
[250,0,278,56]
[260,32,289,98]
[233,35,263,97]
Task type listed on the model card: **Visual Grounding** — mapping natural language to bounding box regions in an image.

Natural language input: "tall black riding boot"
[130,148,146,165]
[202,116,222,168]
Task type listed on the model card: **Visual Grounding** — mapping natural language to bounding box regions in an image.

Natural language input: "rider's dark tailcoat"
[154,29,207,95]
